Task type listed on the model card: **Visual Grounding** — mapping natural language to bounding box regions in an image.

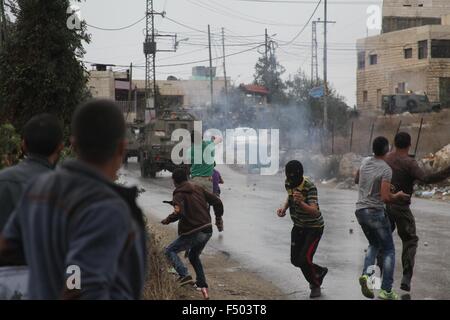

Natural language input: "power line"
[86,16,146,31]
[282,0,322,46]
[84,44,263,69]
[232,0,380,4]
[189,0,302,27]
[158,44,263,67]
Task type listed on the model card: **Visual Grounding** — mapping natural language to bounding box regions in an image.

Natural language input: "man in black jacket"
[162,168,224,299]
[0,114,64,231]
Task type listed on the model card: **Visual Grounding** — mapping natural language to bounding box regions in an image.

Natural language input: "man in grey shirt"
[355,136,409,300]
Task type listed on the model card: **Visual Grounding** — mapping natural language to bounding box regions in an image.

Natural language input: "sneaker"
[309,286,321,298]
[400,275,411,292]
[168,267,177,275]
[200,287,210,300]
[178,275,195,287]
[378,289,399,300]
[359,275,375,299]
[193,284,204,292]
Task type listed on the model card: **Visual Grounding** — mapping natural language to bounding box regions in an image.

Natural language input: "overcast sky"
[77,0,384,106]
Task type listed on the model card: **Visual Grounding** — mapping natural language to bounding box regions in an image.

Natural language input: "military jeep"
[138,109,196,178]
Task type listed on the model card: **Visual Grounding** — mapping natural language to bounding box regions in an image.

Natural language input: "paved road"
[121,161,450,300]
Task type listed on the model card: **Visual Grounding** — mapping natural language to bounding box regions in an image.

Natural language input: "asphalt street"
[121,161,450,300]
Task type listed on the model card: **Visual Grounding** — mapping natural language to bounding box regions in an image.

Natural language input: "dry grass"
[142,223,180,300]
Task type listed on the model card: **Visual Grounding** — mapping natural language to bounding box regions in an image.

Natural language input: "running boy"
[277,160,328,298]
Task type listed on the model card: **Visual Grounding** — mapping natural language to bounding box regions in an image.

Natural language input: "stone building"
[357,0,450,110]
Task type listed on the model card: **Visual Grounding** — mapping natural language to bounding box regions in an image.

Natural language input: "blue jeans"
[355,208,395,291]
[165,230,212,288]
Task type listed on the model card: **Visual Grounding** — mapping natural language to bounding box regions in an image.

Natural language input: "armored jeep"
[383,94,441,114]
[138,109,196,178]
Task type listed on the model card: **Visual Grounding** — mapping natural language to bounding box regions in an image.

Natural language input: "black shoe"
[400,275,411,292]
[310,286,321,298]
[178,275,195,287]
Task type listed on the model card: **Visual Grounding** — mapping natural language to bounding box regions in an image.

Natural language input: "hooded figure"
[285,160,304,189]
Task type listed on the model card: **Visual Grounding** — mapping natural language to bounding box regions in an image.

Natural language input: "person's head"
[285,160,304,189]
[22,114,64,164]
[394,132,412,151]
[172,168,188,187]
[372,136,390,157]
[71,99,126,180]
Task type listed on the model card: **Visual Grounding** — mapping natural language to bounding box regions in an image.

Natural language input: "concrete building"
[87,66,229,109]
[356,0,450,110]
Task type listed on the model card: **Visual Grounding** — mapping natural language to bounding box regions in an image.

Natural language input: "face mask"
[287,173,303,189]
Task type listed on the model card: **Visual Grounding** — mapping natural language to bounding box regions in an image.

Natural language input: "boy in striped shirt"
[277,160,328,298]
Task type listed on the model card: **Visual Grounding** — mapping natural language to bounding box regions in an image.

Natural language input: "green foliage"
[285,70,352,134]
[254,51,287,105]
[60,146,75,162]
[0,123,21,169]
[0,0,90,132]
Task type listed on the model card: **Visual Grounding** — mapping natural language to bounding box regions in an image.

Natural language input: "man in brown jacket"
[385,132,450,292]
[162,168,224,299]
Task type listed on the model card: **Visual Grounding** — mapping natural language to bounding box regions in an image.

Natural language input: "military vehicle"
[124,123,142,164]
[383,94,441,114]
[138,109,196,178]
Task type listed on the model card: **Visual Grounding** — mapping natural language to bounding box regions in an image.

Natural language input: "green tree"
[253,47,287,104]
[286,70,351,133]
[0,0,90,131]
[0,123,21,169]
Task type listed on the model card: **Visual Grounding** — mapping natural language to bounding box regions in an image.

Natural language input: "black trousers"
[386,204,419,280]
[291,225,325,288]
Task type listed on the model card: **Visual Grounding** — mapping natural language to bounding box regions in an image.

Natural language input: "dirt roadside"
[144,215,283,301]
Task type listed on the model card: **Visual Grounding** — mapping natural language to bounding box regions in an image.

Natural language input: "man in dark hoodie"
[0,99,146,300]
[162,168,224,299]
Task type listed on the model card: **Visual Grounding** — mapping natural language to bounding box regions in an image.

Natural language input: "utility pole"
[208,25,214,108]
[144,1,175,119]
[264,28,268,86]
[221,27,228,108]
[144,0,157,119]
[311,20,319,85]
[126,62,133,121]
[323,0,328,132]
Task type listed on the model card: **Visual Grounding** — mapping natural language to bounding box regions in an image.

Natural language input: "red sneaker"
[200,287,209,300]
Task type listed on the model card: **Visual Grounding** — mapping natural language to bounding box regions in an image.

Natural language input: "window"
[363,91,368,102]
[431,40,450,58]
[369,54,378,65]
[404,48,413,59]
[418,40,428,59]
[397,83,406,94]
[357,51,366,69]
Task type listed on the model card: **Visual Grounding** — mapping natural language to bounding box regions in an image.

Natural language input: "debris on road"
[416,144,450,202]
